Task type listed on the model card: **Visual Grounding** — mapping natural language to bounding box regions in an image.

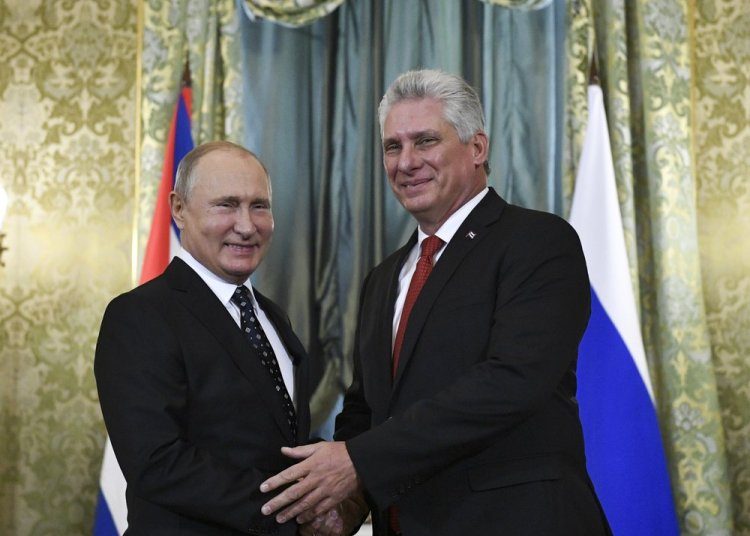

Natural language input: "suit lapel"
[370,236,416,412]
[392,191,507,390]
[165,259,297,444]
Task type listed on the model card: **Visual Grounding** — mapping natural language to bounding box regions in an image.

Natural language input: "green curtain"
[237,0,565,432]
[237,9,340,428]
[239,0,552,27]
[566,0,734,533]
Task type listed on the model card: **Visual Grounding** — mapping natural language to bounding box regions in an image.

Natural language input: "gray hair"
[378,69,490,174]
[174,140,270,200]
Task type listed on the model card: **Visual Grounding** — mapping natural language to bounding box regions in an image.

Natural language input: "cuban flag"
[569,84,680,535]
[93,86,193,535]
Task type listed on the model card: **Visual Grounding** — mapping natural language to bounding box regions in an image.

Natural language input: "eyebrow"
[211,195,270,206]
[382,129,441,146]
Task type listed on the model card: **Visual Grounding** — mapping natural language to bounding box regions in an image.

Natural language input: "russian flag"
[569,84,679,535]
[93,87,193,535]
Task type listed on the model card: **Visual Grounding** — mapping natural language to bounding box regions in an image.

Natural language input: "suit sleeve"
[94,292,290,534]
[342,217,591,509]
[334,271,374,443]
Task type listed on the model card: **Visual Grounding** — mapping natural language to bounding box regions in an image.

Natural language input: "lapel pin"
[465,231,476,240]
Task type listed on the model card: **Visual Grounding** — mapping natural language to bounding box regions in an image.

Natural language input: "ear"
[471,131,489,168]
[169,191,186,230]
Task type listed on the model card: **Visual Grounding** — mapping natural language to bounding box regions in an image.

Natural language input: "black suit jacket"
[95,258,311,535]
[335,189,610,535]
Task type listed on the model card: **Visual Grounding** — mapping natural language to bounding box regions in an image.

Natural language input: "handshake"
[260,441,369,536]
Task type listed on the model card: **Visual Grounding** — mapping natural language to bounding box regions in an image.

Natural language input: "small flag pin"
[466,231,476,239]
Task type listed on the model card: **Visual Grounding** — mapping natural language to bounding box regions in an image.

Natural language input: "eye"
[213,198,238,210]
[383,142,401,154]
[416,136,437,146]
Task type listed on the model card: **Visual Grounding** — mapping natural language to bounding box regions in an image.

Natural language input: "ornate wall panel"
[694,1,750,533]
[0,1,137,534]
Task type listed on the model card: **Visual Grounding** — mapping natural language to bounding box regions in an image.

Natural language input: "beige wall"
[0,1,137,533]
[695,1,750,529]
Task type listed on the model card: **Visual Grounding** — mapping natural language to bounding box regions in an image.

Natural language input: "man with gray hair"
[95,141,314,535]
[261,70,610,536]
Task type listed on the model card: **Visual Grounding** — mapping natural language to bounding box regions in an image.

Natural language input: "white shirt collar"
[176,248,258,310]
[417,187,489,245]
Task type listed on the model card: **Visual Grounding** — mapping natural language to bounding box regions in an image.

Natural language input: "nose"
[397,144,420,174]
[234,207,256,237]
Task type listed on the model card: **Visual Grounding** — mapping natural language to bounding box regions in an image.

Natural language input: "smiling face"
[170,148,273,284]
[382,97,488,234]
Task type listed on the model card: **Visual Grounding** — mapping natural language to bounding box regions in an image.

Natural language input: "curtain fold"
[238,8,338,429]
[566,1,735,533]
[632,3,733,531]
[241,0,345,26]
[187,0,245,144]
[483,1,565,213]
[239,0,553,28]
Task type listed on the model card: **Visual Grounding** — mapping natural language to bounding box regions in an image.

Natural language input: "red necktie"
[389,235,444,534]
[392,235,444,378]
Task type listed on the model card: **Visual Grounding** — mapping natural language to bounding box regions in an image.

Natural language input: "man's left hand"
[260,441,360,523]
[299,494,369,536]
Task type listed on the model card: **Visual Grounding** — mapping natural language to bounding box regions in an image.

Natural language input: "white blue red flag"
[93,87,193,535]
[570,84,679,535]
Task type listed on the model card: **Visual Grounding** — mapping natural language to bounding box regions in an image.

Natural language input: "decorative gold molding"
[0,232,6,267]
[686,0,698,205]
[132,0,145,288]
[0,184,6,266]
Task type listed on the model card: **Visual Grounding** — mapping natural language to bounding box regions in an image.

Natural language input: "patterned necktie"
[231,286,297,441]
[392,235,444,378]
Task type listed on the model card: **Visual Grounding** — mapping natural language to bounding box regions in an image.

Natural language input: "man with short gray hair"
[261,70,610,536]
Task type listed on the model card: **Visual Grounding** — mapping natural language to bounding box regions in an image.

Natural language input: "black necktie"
[231,286,297,441]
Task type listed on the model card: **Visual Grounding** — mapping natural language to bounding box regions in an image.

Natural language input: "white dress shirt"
[392,187,489,347]
[177,249,296,405]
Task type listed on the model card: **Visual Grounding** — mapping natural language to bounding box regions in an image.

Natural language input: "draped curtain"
[566,1,734,533]
[238,0,552,26]
[138,0,745,533]
[139,0,565,429]
[235,0,565,434]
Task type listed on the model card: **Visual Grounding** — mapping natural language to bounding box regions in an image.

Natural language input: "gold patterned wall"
[0,1,137,534]
[1,0,750,534]
[694,1,750,532]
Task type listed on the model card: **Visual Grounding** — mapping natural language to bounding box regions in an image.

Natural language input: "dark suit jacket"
[335,189,610,535]
[95,258,311,535]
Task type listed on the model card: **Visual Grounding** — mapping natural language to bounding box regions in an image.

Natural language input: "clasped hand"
[260,441,362,529]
